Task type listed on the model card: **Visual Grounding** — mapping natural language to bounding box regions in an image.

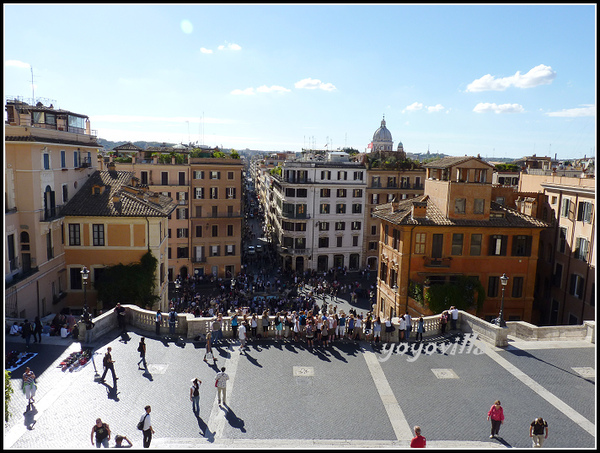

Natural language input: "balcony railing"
[423,256,452,268]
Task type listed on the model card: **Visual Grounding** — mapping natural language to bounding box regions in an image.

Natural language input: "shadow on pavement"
[222,405,246,433]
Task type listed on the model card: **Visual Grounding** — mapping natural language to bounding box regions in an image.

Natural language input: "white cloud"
[403,102,423,113]
[180,20,193,34]
[200,47,213,54]
[5,60,30,68]
[294,78,336,91]
[546,104,595,118]
[427,104,445,113]
[218,42,242,51]
[466,64,556,92]
[473,102,524,114]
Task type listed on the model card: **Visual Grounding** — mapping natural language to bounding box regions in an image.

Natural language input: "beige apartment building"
[5,98,100,318]
[519,172,595,325]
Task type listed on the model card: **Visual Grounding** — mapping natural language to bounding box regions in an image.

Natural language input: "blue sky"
[4,4,596,159]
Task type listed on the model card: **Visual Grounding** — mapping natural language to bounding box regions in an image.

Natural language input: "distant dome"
[373,118,393,142]
[397,141,404,152]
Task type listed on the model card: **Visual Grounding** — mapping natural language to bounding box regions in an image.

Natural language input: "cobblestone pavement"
[5,326,595,449]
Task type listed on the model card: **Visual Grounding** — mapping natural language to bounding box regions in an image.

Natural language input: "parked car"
[255,244,263,254]
[247,245,256,255]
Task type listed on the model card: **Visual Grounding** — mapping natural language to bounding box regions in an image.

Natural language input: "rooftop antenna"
[30,66,35,104]
[202,112,205,146]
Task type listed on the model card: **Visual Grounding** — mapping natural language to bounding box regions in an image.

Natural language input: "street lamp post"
[497,273,509,327]
[80,266,89,312]
[392,284,398,320]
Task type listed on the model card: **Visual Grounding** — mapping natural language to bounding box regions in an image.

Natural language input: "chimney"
[411,201,427,219]
[391,201,399,212]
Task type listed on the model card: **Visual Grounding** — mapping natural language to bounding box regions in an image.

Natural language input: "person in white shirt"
[353,315,362,341]
[450,306,459,331]
[140,405,154,448]
[215,367,229,406]
[399,316,407,342]
[404,312,412,341]
[238,322,247,350]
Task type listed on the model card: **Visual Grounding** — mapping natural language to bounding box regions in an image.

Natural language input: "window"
[70,268,83,290]
[371,176,381,188]
[561,198,571,218]
[352,204,362,214]
[511,276,524,298]
[195,225,203,237]
[495,197,505,206]
[488,276,499,298]
[140,171,148,185]
[194,170,205,180]
[62,184,69,203]
[470,234,482,256]
[68,224,81,246]
[285,188,296,197]
[338,171,347,180]
[336,204,346,214]
[337,189,347,198]
[474,198,485,214]
[574,237,589,262]
[177,228,189,238]
[351,221,361,230]
[210,187,218,199]
[226,187,236,199]
[195,187,204,199]
[319,222,330,231]
[61,150,66,168]
[391,229,400,249]
[353,236,359,247]
[432,234,443,258]
[353,171,363,180]
[553,263,563,287]
[195,206,203,218]
[569,274,585,299]
[371,225,377,236]
[92,224,105,246]
[369,241,378,251]
[387,177,397,188]
[212,225,218,237]
[558,227,567,253]
[227,225,234,237]
[320,188,331,197]
[335,221,346,231]
[295,237,306,249]
[319,237,329,248]
[73,151,80,168]
[489,235,507,256]
[551,196,557,204]
[321,170,331,180]
[337,236,343,247]
[371,193,379,204]
[415,233,426,254]
[296,204,307,217]
[211,171,220,180]
[296,223,306,232]
[226,244,235,256]
[353,189,363,198]
[512,235,532,257]
[296,188,307,198]
[43,153,50,170]
[228,171,234,180]
[177,208,188,219]
[210,245,220,257]
[451,233,464,255]
[454,198,466,214]
[577,201,593,223]
[177,246,189,258]
[161,172,169,185]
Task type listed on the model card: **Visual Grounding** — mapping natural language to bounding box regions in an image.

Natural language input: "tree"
[5,370,13,422]
[230,149,241,159]
[424,275,485,314]
[94,251,159,309]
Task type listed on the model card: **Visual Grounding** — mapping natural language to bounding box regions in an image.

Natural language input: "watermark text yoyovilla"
[378,333,486,362]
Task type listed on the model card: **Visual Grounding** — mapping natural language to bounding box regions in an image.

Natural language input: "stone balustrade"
[12,305,594,348]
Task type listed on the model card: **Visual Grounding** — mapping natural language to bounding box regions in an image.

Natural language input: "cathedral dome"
[373,118,393,142]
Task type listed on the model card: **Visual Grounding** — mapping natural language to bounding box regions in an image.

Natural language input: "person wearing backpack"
[100,347,118,384]
[137,337,147,369]
[21,319,33,348]
[168,308,177,336]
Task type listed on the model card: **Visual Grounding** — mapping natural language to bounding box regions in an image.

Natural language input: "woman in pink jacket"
[487,400,504,438]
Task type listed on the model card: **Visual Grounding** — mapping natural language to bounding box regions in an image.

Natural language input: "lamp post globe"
[80,266,89,312]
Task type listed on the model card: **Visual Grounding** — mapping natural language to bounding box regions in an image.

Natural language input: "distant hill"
[97,138,177,150]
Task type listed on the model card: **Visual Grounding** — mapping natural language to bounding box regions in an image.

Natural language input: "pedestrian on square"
[373,316,382,343]
[168,308,177,336]
[190,378,202,414]
[321,317,330,346]
[306,320,315,347]
[100,347,118,384]
[384,317,395,343]
[22,367,37,406]
[450,306,459,331]
[215,367,229,406]
[33,316,43,343]
[353,315,362,341]
[137,337,147,369]
[238,321,247,350]
[250,313,258,339]
[155,310,162,336]
[274,312,283,339]
[114,434,133,448]
[231,313,239,339]
[440,311,448,335]
[398,315,406,342]
[416,317,424,342]
[116,303,126,331]
[337,312,346,340]
[404,311,412,341]
[261,310,270,339]
[91,417,111,448]
[139,405,154,448]
[530,417,549,448]
[410,426,426,448]
[203,332,217,364]
[347,314,355,339]
[487,400,504,438]
[211,317,220,345]
[22,319,33,348]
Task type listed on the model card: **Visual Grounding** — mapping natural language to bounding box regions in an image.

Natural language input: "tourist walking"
[139,405,154,448]
[231,313,239,339]
[137,337,147,369]
[33,316,43,343]
[410,426,426,448]
[373,316,382,343]
[404,311,412,341]
[487,400,505,438]
[530,417,549,447]
[215,367,229,406]
[190,378,202,414]
[155,310,162,336]
[22,367,37,406]
[100,347,118,384]
[416,317,424,342]
[238,321,247,350]
[203,332,217,364]
[22,319,33,348]
[450,306,459,330]
[116,303,126,331]
[91,417,111,448]
[168,308,177,335]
